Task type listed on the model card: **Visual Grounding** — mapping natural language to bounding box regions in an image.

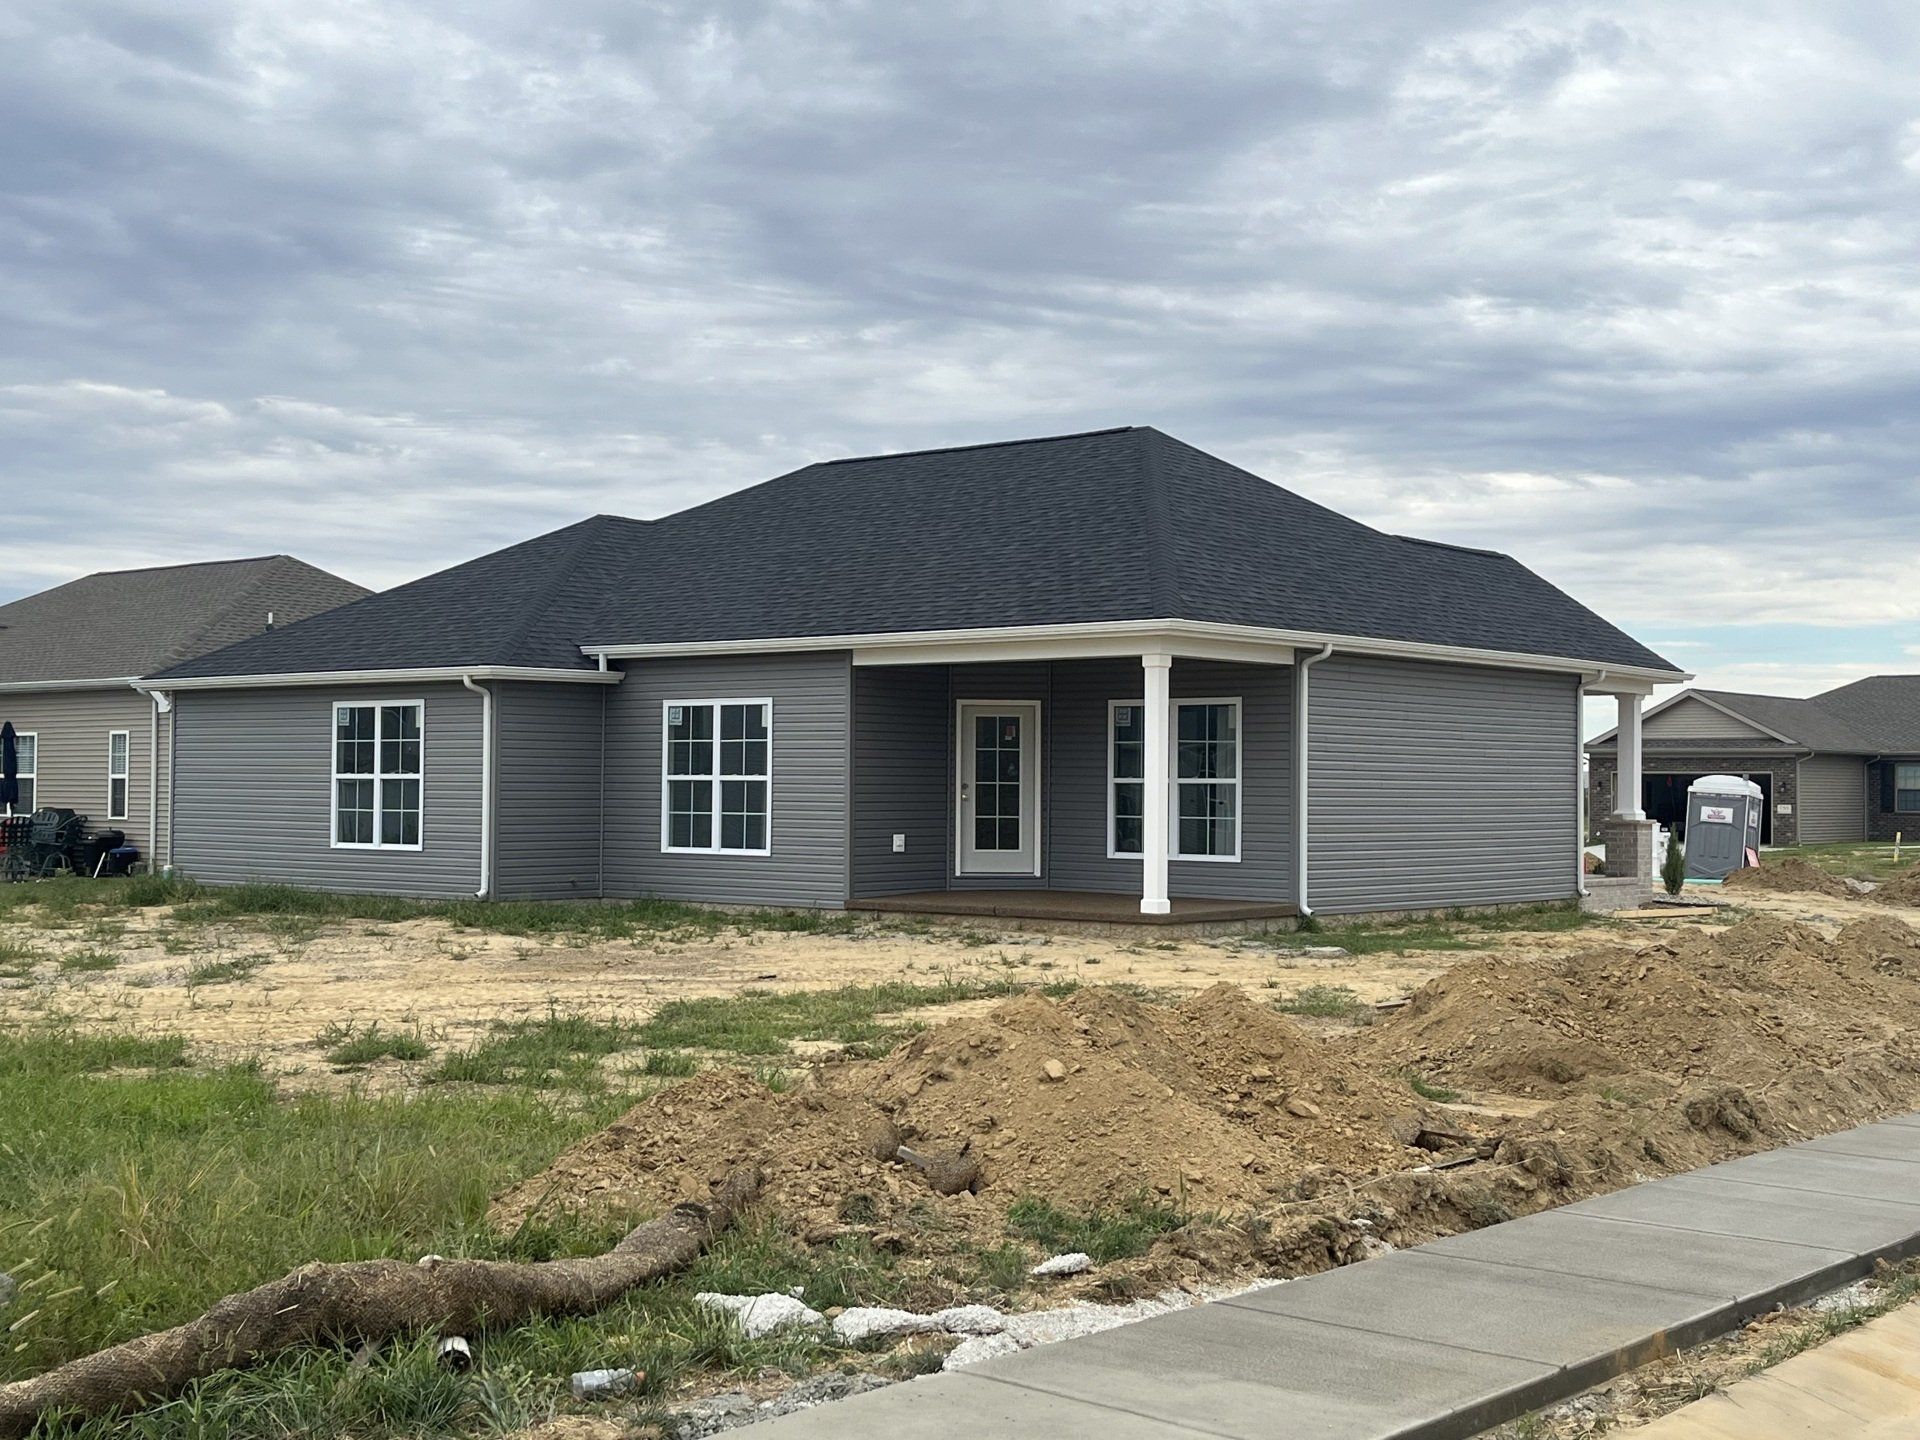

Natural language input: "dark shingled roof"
[156,428,1679,681]
[0,556,369,685]
[1591,677,1920,754]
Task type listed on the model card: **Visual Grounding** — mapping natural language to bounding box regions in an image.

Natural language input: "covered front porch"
[846,641,1304,919]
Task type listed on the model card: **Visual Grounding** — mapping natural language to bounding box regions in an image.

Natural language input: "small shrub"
[1662,830,1687,896]
[1272,984,1368,1020]
[639,1049,699,1077]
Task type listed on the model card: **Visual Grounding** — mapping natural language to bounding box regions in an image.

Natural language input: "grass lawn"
[0,874,871,943]
[1283,902,1607,957]
[1769,842,1916,883]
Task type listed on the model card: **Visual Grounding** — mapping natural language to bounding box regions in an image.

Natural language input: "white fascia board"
[583,619,1691,684]
[141,666,624,692]
[0,676,143,694]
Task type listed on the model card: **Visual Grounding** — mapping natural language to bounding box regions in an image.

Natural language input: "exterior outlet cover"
[893,833,907,853]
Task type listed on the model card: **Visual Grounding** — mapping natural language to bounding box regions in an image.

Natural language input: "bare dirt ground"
[0,906,1583,1084]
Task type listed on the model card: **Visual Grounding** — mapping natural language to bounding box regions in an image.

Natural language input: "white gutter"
[150,665,622,691]
[0,676,142,694]
[1293,644,1334,916]
[147,690,173,873]
[582,619,1691,687]
[461,675,495,900]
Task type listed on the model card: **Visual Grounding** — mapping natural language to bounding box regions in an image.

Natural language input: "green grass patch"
[429,1010,641,1088]
[1292,902,1601,958]
[0,875,869,942]
[637,1049,700,1077]
[318,1021,434,1067]
[1003,1193,1189,1264]
[635,979,1013,1057]
[57,948,121,974]
[1271,983,1368,1020]
[185,954,268,986]
[1404,1069,1463,1103]
[1768,842,1915,884]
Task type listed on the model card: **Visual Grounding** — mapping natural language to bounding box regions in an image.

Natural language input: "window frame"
[329,700,426,852]
[1106,699,1147,860]
[1896,762,1920,815]
[107,729,129,822]
[659,698,774,857]
[1106,696,1244,863]
[6,731,36,815]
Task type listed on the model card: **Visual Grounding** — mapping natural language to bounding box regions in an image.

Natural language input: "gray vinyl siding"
[0,686,163,859]
[171,683,484,897]
[1644,696,1769,741]
[1046,658,1295,901]
[850,666,948,896]
[493,682,608,899]
[602,652,851,907]
[1308,655,1578,913]
[1796,754,1867,844]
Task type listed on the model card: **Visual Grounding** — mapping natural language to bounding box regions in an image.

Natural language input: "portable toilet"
[1684,775,1763,880]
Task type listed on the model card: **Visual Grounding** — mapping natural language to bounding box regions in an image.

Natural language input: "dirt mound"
[1723,858,1854,899]
[492,985,1448,1242]
[1364,917,1920,1097]
[1873,863,1920,907]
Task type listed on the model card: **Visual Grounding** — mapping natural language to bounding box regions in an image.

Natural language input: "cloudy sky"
[3,1,1916,730]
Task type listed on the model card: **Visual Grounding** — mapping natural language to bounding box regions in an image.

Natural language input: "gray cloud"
[2,0,1916,678]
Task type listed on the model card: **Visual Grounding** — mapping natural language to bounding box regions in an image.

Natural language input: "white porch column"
[1141,651,1172,916]
[1614,693,1645,819]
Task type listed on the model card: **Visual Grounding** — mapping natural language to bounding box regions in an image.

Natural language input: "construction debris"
[695,1292,824,1339]
[1030,1253,1093,1278]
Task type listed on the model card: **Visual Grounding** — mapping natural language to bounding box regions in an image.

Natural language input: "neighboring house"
[0,557,370,867]
[148,427,1684,916]
[1586,677,1920,847]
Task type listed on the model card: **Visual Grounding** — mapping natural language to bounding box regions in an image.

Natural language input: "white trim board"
[954,699,1043,879]
[584,618,1687,685]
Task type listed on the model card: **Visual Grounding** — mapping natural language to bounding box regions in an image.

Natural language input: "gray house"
[149,428,1684,917]
[1587,677,1920,848]
[0,557,369,867]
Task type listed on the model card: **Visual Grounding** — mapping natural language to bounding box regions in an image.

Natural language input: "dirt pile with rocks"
[495,919,1920,1289]
[1722,857,1856,899]
[491,985,1455,1244]
[1874,862,1920,907]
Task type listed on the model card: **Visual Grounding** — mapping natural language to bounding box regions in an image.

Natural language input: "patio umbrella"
[1,722,16,811]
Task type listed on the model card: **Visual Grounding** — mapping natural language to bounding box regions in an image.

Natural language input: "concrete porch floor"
[846,889,1299,934]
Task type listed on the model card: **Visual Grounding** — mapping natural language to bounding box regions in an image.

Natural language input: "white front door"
[956,701,1040,876]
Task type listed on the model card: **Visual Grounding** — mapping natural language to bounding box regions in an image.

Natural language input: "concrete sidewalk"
[749,1114,1920,1439]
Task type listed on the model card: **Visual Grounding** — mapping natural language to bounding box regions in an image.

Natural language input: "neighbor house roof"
[0,556,370,686]
[1589,676,1920,754]
[155,427,1680,683]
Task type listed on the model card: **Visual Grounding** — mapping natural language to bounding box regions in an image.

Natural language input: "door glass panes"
[1111,704,1144,855]
[973,714,1022,851]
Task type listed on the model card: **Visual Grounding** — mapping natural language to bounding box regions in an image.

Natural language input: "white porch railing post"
[1142,652,1172,916]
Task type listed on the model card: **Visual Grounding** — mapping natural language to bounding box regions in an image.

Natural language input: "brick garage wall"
[1587,749,1802,846]
[1868,758,1920,843]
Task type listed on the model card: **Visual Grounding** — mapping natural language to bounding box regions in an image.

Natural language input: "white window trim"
[329,699,426,851]
[1107,697,1244,863]
[660,698,774,857]
[1107,699,1146,860]
[954,699,1044,878]
[7,731,36,816]
[107,729,129,822]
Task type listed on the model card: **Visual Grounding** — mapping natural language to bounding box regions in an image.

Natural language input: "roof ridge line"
[155,557,300,669]
[488,516,614,667]
[817,426,1137,467]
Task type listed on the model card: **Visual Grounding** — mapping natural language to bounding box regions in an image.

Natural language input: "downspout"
[1577,671,1609,898]
[1293,644,1334,916]
[148,689,173,875]
[461,675,494,900]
